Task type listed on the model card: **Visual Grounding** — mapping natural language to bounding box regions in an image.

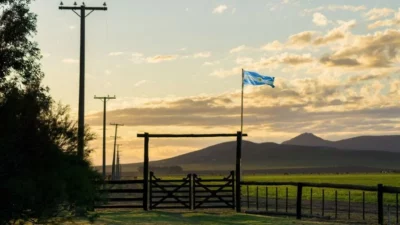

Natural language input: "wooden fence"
[241,181,400,224]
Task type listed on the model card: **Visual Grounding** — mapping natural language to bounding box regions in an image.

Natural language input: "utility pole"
[116,144,122,180]
[94,95,116,178]
[110,123,123,180]
[59,2,108,158]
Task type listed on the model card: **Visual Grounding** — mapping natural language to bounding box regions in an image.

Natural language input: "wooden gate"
[149,172,192,209]
[193,171,235,209]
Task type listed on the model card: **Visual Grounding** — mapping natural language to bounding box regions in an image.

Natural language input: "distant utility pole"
[94,95,116,178]
[116,144,122,180]
[110,123,123,180]
[59,2,108,158]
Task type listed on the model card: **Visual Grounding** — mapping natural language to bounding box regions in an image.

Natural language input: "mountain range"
[282,133,400,152]
[106,133,400,174]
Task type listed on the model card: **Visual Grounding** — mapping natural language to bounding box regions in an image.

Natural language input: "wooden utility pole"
[94,95,116,178]
[59,2,107,158]
[116,144,122,180]
[110,123,123,180]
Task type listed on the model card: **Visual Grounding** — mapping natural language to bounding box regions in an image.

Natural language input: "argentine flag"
[243,70,275,88]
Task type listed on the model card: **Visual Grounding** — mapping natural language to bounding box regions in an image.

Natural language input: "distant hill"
[107,140,400,174]
[282,133,400,152]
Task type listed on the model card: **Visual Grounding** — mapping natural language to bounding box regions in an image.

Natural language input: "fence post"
[231,171,235,209]
[143,132,149,211]
[378,184,383,225]
[236,131,242,213]
[296,183,303,220]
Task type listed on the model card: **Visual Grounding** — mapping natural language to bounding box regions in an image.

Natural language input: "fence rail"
[241,181,399,224]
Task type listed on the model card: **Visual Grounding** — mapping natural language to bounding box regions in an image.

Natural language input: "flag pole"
[241,68,244,134]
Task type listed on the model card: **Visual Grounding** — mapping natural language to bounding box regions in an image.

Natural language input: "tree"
[0,1,102,224]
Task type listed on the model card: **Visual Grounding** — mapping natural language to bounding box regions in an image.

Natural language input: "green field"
[241,173,400,204]
[61,210,354,225]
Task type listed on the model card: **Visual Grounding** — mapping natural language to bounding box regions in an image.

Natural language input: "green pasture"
[241,173,400,205]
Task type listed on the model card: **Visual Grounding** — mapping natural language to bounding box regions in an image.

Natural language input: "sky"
[30,0,400,166]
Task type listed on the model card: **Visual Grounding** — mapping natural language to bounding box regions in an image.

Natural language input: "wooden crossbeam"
[137,133,248,138]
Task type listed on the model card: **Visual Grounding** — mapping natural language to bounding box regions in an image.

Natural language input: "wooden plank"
[99,189,143,193]
[194,179,234,182]
[151,190,190,193]
[151,185,190,188]
[151,206,188,209]
[195,190,233,193]
[137,133,248,138]
[194,194,233,198]
[106,198,143,202]
[151,201,190,204]
[150,180,191,183]
[102,180,144,184]
[383,186,400,194]
[194,184,232,188]
[196,205,234,209]
[94,205,142,209]
[241,181,378,192]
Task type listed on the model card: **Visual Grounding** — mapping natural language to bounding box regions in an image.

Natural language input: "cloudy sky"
[31,0,400,165]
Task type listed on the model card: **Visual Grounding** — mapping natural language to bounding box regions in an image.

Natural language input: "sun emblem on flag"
[258,77,262,82]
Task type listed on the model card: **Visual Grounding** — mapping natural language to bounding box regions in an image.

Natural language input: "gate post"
[236,131,242,212]
[149,171,153,210]
[231,171,235,209]
[143,133,149,211]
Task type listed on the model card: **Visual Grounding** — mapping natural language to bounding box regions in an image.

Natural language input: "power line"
[59,2,108,158]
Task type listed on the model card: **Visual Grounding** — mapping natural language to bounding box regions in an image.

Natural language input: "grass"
[62,210,355,225]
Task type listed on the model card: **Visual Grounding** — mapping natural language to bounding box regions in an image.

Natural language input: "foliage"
[0,1,102,224]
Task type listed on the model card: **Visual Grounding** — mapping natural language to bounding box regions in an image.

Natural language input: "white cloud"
[134,80,147,87]
[185,8,189,12]
[179,48,187,51]
[105,70,111,75]
[69,25,75,30]
[235,57,253,65]
[365,8,395,21]
[62,58,78,64]
[193,52,211,58]
[203,61,220,66]
[213,5,228,14]
[229,45,247,53]
[232,8,236,14]
[304,5,366,13]
[313,12,328,26]
[109,52,124,56]
[261,40,284,51]
[146,55,178,63]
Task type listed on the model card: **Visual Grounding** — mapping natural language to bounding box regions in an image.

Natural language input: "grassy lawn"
[64,210,355,225]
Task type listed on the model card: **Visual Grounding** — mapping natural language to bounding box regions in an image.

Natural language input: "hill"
[107,140,400,174]
[282,133,400,152]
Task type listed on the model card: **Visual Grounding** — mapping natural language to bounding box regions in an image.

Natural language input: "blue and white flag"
[243,70,275,88]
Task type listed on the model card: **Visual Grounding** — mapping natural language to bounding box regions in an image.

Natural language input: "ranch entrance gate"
[95,132,246,211]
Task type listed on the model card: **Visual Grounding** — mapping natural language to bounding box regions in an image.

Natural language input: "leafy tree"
[0,1,103,224]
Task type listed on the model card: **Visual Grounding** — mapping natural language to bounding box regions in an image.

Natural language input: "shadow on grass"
[65,210,358,225]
